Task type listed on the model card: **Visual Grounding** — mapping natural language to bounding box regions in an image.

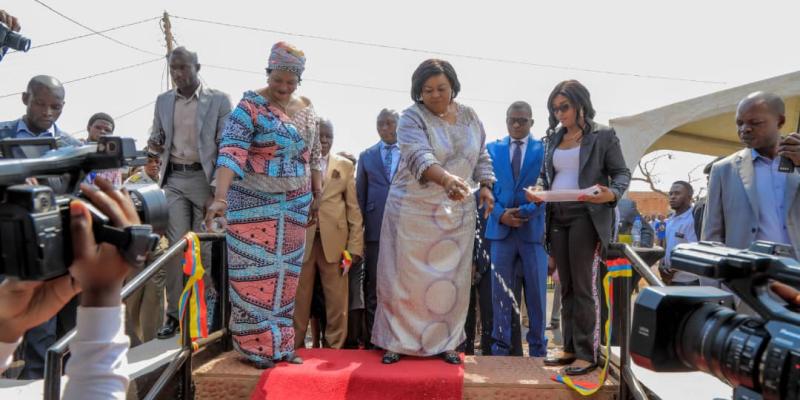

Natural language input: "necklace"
[435,104,453,118]
[266,92,290,113]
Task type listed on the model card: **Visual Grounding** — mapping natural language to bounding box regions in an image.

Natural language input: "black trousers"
[549,202,602,363]
[364,241,380,348]
[462,271,497,355]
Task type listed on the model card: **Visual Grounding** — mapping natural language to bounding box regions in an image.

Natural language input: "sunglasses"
[552,103,572,114]
[507,117,532,125]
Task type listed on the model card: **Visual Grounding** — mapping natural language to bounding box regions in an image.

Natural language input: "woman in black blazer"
[528,80,630,375]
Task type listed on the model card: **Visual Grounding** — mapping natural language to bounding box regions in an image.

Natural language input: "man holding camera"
[147,47,232,339]
[0,75,81,379]
[702,91,800,259]
[0,9,20,62]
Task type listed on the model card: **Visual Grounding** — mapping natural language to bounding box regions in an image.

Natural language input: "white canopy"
[610,70,800,171]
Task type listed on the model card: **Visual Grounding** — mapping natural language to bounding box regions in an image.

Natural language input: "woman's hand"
[204,199,227,232]
[478,186,494,219]
[442,173,470,201]
[577,185,616,204]
[524,186,544,204]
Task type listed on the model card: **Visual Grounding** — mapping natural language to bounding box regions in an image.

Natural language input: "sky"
[2,0,798,195]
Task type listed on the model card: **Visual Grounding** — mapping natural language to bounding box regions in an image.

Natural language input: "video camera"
[630,241,800,400]
[0,136,168,281]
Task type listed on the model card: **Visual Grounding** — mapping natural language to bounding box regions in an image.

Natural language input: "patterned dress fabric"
[371,103,495,356]
[217,91,320,364]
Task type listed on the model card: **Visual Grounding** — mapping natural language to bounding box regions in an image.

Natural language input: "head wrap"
[267,41,306,78]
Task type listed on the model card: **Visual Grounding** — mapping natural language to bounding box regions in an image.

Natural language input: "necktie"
[512,140,522,181]
[384,144,397,180]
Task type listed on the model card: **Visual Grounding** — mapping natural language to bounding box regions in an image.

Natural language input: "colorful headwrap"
[267,41,306,78]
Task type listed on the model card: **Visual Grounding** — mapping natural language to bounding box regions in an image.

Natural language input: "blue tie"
[384,144,396,180]
[512,140,522,181]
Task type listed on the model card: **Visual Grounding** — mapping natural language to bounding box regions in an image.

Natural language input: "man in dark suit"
[485,101,548,357]
[355,108,399,348]
[147,47,232,339]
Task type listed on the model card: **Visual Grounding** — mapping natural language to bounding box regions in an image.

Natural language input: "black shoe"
[156,316,179,339]
[544,355,576,366]
[564,362,598,376]
[441,351,461,365]
[382,351,401,364]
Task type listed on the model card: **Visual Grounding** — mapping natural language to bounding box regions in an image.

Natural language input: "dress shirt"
[7,119,79,158]
[751,149,791,246]
[320,153,330,177]
[170,85,201,164]
[508,135,530,170]
[380,141,400,180]
[664,207,699,282]
[0,306,129,400]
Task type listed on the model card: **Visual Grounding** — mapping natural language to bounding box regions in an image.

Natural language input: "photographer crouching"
[0,177,135,399]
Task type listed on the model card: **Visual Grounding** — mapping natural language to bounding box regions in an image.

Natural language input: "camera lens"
[0,24,31,52]
[127,184,168,234]
[676,304,771,395]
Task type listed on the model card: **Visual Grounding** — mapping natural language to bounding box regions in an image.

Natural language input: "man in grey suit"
[147,47,232,338]
[703,91,800,259]
[355,108,399,348]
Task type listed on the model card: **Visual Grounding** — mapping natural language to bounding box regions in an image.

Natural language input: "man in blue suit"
[486,101,548,357]
[356,108,400,348]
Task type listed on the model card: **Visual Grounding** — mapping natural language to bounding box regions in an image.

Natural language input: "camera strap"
[551,258,633,396]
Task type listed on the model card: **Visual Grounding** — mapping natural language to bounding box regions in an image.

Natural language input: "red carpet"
[250,349,464,400]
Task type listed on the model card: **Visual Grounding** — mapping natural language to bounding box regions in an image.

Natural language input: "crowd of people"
[1,7,800,398]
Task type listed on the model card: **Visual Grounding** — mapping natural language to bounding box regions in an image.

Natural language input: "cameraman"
[0,178,134,399]
[0,9,20,62]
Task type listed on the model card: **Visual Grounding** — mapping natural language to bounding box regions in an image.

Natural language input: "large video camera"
[630,241,800,400]
[0,136,168,281]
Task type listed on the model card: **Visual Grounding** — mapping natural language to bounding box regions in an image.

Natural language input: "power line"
[0,57,163,99]
[6,16,160,54]
[32,0,162,56]
[116,100,156,120]
[202,63,509,105]
[173,15,726,85]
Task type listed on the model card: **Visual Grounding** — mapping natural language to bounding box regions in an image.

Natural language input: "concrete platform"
[194,351,618,400]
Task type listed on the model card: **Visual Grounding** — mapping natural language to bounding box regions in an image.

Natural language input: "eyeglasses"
[552,103,571,114]
[506,117,532,126]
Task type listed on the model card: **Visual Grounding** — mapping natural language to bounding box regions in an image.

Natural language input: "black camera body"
[631,241,800,400]
[0,137,167,280]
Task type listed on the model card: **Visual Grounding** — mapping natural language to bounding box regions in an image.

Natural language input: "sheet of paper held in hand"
[524,185,601,202]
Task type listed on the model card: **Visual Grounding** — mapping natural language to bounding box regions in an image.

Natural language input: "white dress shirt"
[0,306,130,400]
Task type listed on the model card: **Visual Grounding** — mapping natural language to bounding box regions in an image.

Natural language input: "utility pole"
[161,11,175,89]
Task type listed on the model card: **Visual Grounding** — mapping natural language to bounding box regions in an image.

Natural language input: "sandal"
[382,351,401,364]
[441,350,461,365]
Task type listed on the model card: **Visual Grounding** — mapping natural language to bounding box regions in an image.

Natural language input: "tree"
[632,153,672,198]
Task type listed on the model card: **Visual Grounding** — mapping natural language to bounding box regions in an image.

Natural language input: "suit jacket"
[304,153,365,263]
[147,86,232,186]
[356,141,392,242]
[485,136,545,243]
[702,148,800,256]
[539,121,631,249]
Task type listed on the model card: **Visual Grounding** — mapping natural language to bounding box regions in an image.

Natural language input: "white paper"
[525,185,600,202]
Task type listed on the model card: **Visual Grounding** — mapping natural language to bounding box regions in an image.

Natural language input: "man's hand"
[547,256,557,276]
[0,10,21,32]
[500,208,525,228]
[771,282,800,306]
[779,132,800,167]
[72,177,139,307]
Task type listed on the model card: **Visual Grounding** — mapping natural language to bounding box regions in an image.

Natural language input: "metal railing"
[43,233,230,400]
[608,243,666,400]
